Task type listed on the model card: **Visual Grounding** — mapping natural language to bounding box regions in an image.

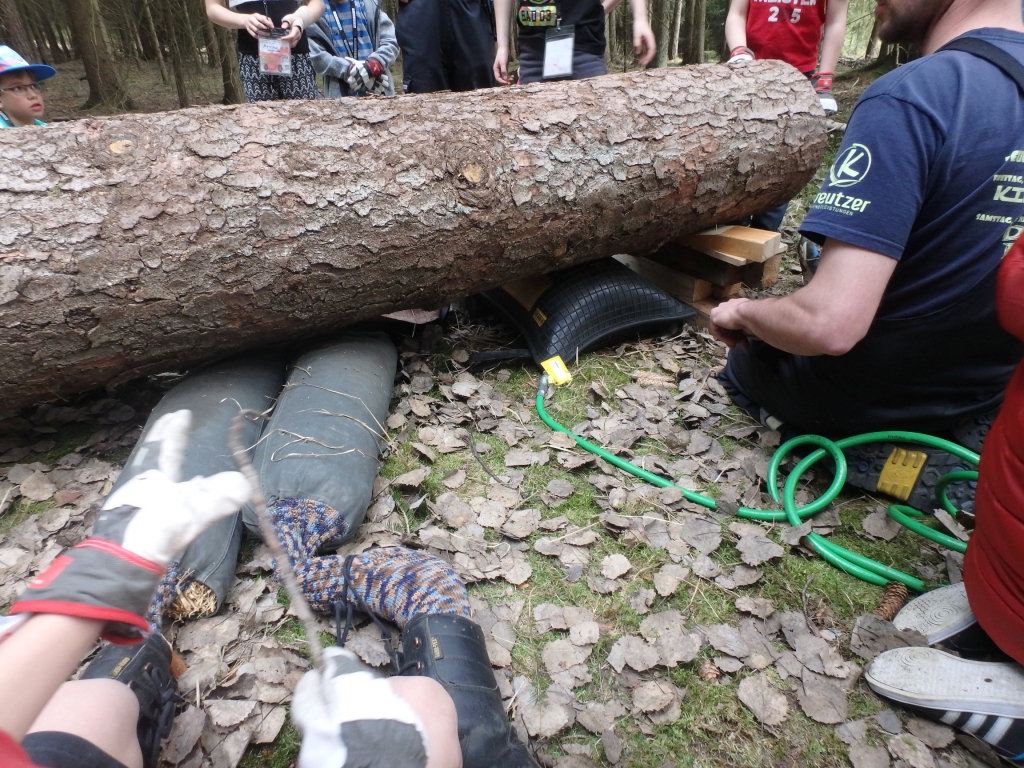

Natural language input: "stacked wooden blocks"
[616,226,786,325]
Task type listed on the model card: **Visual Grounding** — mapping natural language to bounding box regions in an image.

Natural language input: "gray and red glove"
[345,57,388,95]
[727,46,755,63]
[811,71,837,114]
[9,410,250,643]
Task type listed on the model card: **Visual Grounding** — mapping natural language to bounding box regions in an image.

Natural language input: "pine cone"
[871,581,909,621]
[698,658,721,682]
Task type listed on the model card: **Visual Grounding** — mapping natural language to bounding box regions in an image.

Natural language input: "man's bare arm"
[710,240,898,356]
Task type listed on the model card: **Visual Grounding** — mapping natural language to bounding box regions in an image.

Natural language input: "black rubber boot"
[949,406,999,455]
[843,442,978,515]
[400,614,539,768]
[80,633,177,768]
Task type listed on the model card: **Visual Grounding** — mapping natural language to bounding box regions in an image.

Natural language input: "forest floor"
[0,63,994,768]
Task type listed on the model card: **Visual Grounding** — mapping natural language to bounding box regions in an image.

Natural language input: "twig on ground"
[230,409,324,673]
[801,574,818,634]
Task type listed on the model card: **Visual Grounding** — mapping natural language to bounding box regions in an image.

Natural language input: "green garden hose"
[535,374,978,592]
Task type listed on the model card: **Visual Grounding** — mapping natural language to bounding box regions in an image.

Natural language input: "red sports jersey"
[964,236,1024,667]
[746,0,827,74]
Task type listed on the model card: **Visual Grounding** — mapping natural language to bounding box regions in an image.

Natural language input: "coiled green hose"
[535,375,978,592]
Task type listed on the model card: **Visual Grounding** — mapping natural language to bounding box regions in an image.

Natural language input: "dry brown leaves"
[0,452,121,606]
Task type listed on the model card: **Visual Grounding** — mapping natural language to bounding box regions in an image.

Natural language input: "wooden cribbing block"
[648,244,783,290]
[614,255,713,302]
[712,283,743,299]
[758,253,783,288]
[679,225,782,263]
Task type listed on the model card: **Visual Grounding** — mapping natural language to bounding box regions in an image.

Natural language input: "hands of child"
[633,20,656,67]
[493,45,511,85]
[345,57,386,93]
[728,46,755,63]
[292,647,428,768]
[280,13,305,45]
[245,12,274,37]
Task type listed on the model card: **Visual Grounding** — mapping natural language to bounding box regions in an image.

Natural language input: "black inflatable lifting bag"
[478,258,695,365]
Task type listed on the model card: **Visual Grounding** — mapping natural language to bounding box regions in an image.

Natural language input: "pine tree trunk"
[215,25,242,104]
[687,0,705,63]
[204,15,221,68]
[0,62,826,408]
[161,0,190,107]
[63,0,134,109]
[652,0,673,68]
[0,0,35,60]
[866,18,881,60]
[140,0,168,82]
[606,3,617,67]
[44,18,67,62]
[670,0,685,62]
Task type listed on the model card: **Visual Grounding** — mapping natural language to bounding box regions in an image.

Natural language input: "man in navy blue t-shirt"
[712,0,1024,494]
[710,2,1024,753]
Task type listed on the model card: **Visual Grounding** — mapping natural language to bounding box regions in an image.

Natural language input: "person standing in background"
[724,0,849,239]
[492,0,655,84]
[307,0,400,96]
[396,0,497,93]
[206,0,325,101]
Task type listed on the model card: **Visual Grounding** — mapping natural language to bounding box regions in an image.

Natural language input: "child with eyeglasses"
[0,47,54,128]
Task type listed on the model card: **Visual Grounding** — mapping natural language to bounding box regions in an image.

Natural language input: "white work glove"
[292,647,429,768]
[9,410,251,641]
[727,46,755,63]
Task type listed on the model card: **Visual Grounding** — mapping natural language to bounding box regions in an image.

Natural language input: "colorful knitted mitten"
[271,497,470,626]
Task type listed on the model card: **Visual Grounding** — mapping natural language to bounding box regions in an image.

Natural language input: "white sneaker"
[893,582,976,645]
[866,647,1024,762]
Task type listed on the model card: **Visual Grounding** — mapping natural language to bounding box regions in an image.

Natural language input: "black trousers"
[23,732,127,768]
[397,0,496,93]
[717,265,1021,439]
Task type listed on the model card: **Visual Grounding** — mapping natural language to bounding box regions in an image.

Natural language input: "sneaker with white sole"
[894,582,977,644]
[866,647,1024,763]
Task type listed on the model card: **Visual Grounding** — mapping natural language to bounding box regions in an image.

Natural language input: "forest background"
[0,0,890,119]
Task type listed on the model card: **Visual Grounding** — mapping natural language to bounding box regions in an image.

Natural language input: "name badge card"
[258,31,293,76]
[542,25,574,80]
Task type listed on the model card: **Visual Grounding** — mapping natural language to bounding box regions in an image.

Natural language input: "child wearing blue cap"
[0,46,55,128]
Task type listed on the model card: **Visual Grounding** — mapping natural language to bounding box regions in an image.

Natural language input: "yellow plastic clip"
[876,447,928,502]
[541,356,572,386]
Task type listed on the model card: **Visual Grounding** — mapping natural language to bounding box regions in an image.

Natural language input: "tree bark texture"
[0,62,826,408]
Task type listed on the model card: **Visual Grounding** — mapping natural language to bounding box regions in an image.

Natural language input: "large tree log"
[0,61,825,409]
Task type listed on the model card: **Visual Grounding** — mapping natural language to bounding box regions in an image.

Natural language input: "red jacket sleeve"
[997,236,1024,341]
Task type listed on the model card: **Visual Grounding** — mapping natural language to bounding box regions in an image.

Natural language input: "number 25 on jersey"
[767,6,801,22]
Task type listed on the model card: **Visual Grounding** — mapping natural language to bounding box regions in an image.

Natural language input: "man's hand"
[727,46,755,63]
[245,12,274,37]
[494,45,512,84]
[9,410,251,640]
[633,19,656,67]
[710,298,753,348]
